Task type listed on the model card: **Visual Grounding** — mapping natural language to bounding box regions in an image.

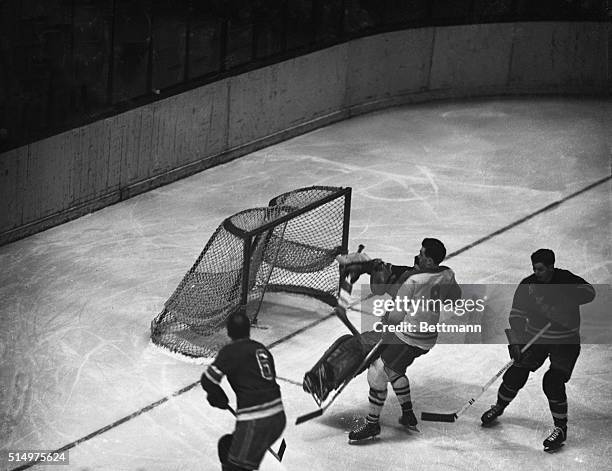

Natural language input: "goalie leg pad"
[303,334,363,403]
[303,331,383,403]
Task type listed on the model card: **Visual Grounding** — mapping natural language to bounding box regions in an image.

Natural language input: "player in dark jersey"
[201,310,285,470]
[481,249,596,451]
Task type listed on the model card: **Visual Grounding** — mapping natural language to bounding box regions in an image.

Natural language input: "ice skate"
[543,426,566,452]
[481,404,505,426]
[399,410,419,432]
[349,420,381,442]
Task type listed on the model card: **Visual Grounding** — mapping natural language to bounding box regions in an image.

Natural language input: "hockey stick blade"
[277,439,287,460]
[419,323,552,424]
[420,412,457,423]
[295,408,323,425]
[267,439,287,462]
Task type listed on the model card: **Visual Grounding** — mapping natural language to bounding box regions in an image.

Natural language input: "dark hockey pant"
[218,411,286,470]
[497,343,580,428]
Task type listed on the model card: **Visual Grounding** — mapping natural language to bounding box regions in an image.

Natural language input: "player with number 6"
[200,309,286,470]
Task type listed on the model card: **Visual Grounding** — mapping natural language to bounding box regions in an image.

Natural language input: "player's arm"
[508,282,529,332]
[529,273,594,328]
[530,275,595,309]
[200,356,230,410]
[505,282,532,362]
[371,260,420,296]
[368,256,423,297]
[564,273,596,305]
[337,251,420,295]
[444,270,462,302]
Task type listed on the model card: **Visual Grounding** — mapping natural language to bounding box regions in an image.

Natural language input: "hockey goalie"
[302,251,421,406]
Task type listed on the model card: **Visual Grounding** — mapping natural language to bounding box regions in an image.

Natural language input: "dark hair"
[422,238,446,265]
[531,248,555,267]
[227,308,250,340]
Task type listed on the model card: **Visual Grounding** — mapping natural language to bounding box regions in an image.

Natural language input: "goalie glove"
[373,260,422,297]
[337,251,422,296]
[370,259,393,296]
[336,251,374,284]
[337,253,395,295]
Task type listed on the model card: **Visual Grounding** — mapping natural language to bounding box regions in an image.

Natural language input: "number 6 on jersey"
[256,349,275,380]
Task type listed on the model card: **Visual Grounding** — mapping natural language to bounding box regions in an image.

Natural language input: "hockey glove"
[200,372,230,410]
[370,259,393,295]
[505,328,526,363]
[207,389,229,410]
[337,251,373,284]
[508,344,524,363]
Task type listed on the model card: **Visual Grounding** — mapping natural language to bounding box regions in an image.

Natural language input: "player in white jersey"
[342,238,461,441]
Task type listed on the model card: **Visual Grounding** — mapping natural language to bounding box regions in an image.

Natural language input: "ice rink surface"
[1,97,611,470]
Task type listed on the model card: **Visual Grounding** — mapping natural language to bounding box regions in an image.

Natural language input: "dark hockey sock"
[497,383,518,407]
[498,366,530,407]
[543,369,569,429]
[548,399,568,429]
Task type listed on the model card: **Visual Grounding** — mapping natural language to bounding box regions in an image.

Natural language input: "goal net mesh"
[150,186,351,358]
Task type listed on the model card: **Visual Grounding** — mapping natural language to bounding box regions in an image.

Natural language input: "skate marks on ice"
[412,348,612,465]
[1,99,610,470]
[291,340,612,469]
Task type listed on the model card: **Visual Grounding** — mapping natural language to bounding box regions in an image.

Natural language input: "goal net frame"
[150,186,352,359]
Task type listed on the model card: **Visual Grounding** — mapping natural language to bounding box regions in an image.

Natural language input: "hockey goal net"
[150,186,351,359]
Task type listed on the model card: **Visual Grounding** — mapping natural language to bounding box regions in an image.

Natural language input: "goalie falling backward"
[299,239,462,442]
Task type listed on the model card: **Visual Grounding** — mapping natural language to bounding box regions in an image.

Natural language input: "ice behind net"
[150,186,351,358]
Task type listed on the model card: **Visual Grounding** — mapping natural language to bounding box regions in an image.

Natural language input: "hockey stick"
[227,406,287,462]
[295,336,385,425]
[420,322,552,423]
[334,288,374,336]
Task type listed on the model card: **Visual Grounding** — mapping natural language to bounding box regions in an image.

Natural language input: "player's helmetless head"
[531,248,555,282]
[418,238,446,268]
[227,308,251,340]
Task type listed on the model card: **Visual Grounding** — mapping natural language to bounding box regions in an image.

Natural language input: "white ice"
[0,97,610,471]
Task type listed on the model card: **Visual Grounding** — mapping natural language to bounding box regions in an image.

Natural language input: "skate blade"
[480,421,500,428]
[348,435,380,444]
[544,443,565,453]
